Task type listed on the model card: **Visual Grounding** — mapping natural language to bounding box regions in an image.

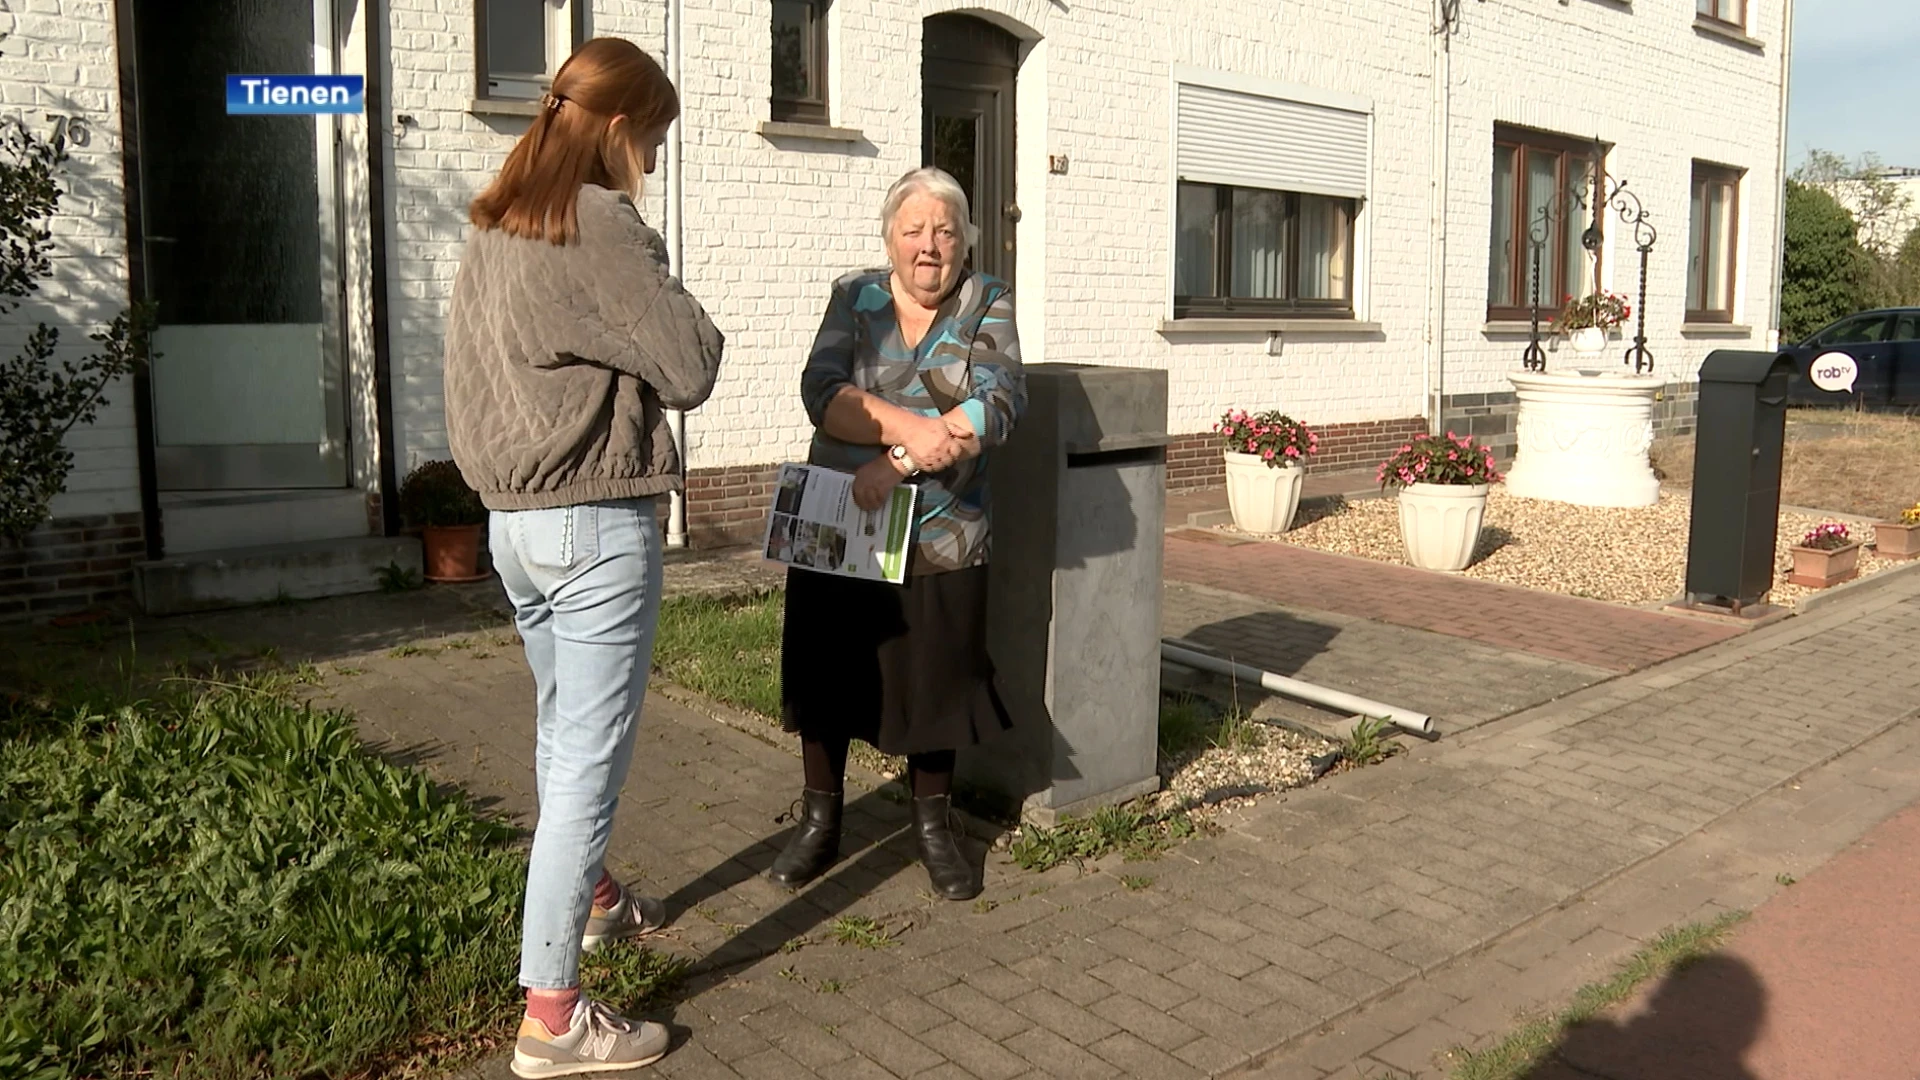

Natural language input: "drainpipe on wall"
[664,0,689,548]
[1768,0,1795,351]
[1425,1,1456,429]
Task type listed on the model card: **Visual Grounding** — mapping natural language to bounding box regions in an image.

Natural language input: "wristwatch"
[889,444,918,475]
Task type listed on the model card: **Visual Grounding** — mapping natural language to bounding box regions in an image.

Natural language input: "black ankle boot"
[769,789,842,889]
[913,795,981,901]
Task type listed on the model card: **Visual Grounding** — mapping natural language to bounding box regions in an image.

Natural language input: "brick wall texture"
[6,0,1785,592]
[0,514,146,620]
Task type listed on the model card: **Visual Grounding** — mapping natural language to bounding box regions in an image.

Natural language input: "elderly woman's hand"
[852,453,905,512]
[901,413,962,473]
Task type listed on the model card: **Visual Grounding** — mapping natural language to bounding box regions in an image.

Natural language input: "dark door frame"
[922,14,1019,288]
[110,0,402,549]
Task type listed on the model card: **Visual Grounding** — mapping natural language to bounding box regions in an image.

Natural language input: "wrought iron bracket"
[1522,158,1660,377]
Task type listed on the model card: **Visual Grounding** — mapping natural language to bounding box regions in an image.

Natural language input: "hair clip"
[541,92,564,112]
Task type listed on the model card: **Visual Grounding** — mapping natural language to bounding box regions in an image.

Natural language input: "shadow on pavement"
[1525,954,1764,1080]
[1175,608,1342,682]
[662,787,956,994]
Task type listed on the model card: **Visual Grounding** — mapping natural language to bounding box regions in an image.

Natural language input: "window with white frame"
[1172,76,1368,318]
[478,0,580,102]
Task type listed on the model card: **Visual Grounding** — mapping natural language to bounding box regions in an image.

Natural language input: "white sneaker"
[510,998,670,1078]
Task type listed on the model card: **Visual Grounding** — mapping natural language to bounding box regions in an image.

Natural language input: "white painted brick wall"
[0,0,138,517]
[33,0,1790,513]
[384,0,668,469]
[627,0,1783,468]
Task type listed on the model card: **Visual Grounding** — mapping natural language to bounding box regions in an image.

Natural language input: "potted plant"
[1553,290,1631,356]
[1377,432,1502,572]
[399,459,490,583]
[1872,503,1920,561]
[1787,522,1863,589]
[1217,408,1320,533]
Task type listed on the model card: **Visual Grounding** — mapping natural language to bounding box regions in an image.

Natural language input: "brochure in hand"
[762,463,917,584]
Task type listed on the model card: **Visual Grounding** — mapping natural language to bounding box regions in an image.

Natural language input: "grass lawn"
[651,590,783,718]
[650,591,909,779]
[1653,408,1920,521]
[0,678,684,1080]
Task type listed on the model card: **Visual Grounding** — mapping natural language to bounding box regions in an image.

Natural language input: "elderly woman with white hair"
[770,166,1027,901]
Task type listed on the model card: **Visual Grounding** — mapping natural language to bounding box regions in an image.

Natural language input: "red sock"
[526,989,580,1035]
[592,871,621,911]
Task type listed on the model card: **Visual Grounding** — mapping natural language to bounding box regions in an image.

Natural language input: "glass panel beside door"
[135,0,348,490]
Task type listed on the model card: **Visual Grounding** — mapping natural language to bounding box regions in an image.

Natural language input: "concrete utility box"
[1683,350,1797,612]
[962,364,1169,825]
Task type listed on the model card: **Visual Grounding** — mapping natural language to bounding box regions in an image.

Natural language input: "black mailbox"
[1683,349,1797,612]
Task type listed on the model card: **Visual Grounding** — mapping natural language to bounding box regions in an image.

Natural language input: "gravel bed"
[1149,722,1341,818]
[1241,485,1903,608]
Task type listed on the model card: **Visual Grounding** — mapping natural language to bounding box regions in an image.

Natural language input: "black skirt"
[779,564,1013,757]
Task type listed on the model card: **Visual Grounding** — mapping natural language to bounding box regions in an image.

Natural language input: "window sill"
[1483,321,1542,336]
[759,120,865,143]
[1160,318,1381,336]
[469,98,544,118]
[1693,17,1765,50]
[1682,322,1754,336]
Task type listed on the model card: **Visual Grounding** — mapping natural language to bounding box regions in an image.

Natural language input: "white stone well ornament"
[1502,369,1663,508]
[1505,142,1664,509]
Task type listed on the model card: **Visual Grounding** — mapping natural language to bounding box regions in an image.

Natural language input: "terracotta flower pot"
[1787,541,1862,589]
[1873,521,1920,561]
[423,524,489,583]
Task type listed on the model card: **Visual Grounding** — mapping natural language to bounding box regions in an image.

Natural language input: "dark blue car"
[1783,308,1920,406]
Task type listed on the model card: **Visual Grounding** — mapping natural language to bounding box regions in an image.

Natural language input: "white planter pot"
[1502,369,1663,509]
[1397,482,1490,572]
[1568,327,1608,354]
[1223,452,1307,533]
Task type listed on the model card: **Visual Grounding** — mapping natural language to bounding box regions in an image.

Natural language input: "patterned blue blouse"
[800,268,1027,574]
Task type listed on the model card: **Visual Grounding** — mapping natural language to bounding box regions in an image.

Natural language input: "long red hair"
[469,38,679,245]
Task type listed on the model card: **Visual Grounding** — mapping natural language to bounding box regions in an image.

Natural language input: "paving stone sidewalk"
[298,558,1920,1079]
[1161,580,1612,733]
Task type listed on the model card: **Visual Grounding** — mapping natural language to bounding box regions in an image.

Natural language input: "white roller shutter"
[1176,81,1369,200]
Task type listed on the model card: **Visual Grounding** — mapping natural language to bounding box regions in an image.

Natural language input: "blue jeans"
[490,498,663,990]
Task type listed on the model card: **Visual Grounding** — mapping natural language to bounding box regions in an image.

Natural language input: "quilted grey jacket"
[444,184,724,511]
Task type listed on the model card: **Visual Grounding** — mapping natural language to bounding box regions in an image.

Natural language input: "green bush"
[398,459,487,529]
[0,121,155,543]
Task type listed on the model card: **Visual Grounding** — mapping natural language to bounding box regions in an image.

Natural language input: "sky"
[1786,0,1920,170]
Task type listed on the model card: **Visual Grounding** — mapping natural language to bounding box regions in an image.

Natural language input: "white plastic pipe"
[1161,640,1435,737]
[663,0,689,549]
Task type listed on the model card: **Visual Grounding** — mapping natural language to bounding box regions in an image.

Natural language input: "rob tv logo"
[226,75,365,115]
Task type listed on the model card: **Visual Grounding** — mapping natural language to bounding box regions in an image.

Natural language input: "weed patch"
[1341,716,1402,769]
[1448,911,1747,1080]
[827,916,897,950]
[1009,804,1213,872]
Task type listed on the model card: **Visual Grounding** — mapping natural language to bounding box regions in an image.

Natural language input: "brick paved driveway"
[1164,530,1745,674]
